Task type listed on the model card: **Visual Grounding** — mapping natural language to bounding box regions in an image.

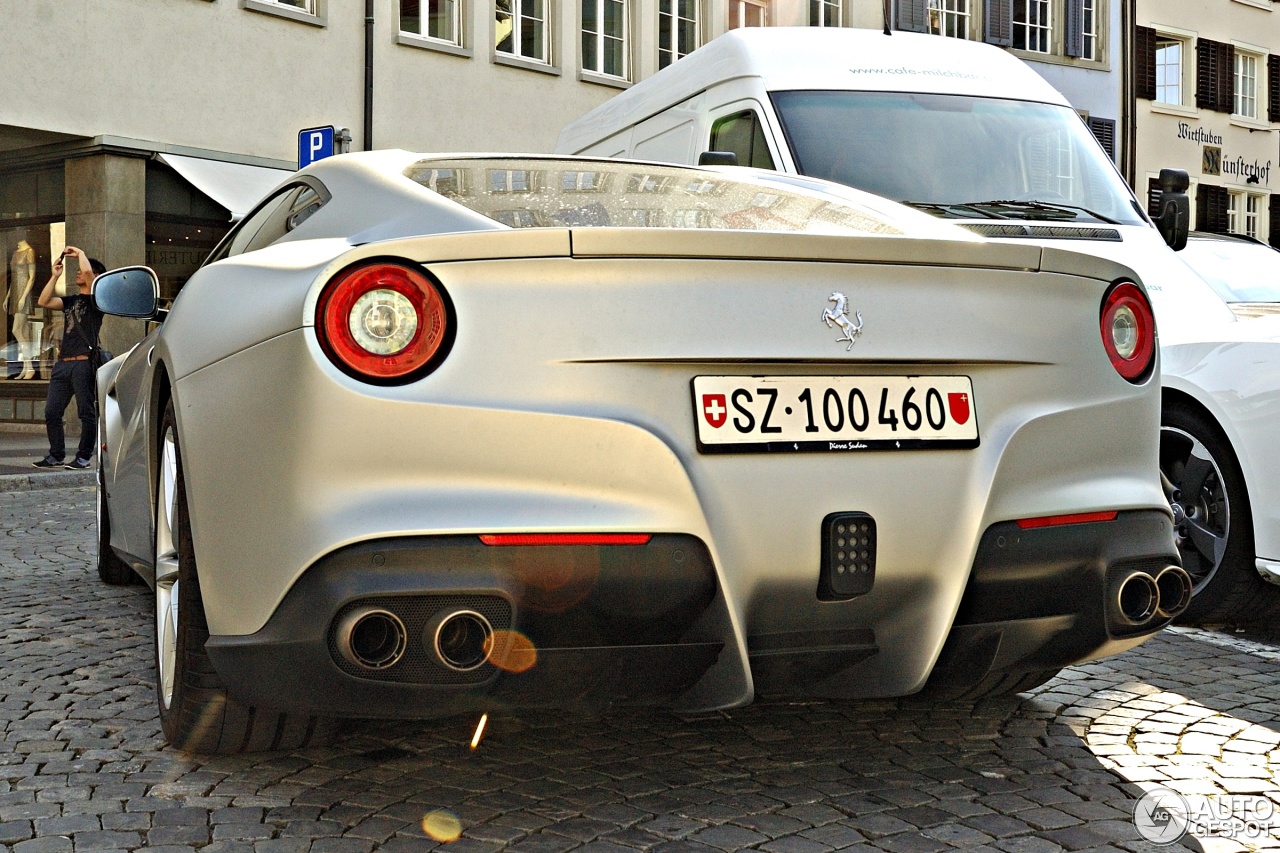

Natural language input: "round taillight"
[1100,281,1155,383]
[316,261,452,383]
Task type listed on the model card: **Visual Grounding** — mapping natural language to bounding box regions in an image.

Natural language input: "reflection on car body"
[93,152,1183,754]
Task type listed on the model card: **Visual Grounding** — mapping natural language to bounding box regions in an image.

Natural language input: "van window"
[771,91,1145,226]
[709,111,776,170]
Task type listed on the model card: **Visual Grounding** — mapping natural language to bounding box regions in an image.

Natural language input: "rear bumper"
[206,510,1179,716]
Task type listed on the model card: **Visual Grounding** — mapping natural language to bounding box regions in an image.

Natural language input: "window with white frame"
[658,0,698,68]
[1155,38,1183,105]
[1229,191,1262,238]
[1012,0,1050,53]
[582,0,627,77]
[810,0,839,27]
[728,0,768,28]
[268,0,316,10]
[1235,51,1259,119]
[497,0,550,62]
[400,0,460,44]
[1079,0,1097,60]
[927,0,969,39]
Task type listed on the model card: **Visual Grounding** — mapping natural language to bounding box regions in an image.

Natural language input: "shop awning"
[156,154,294,220]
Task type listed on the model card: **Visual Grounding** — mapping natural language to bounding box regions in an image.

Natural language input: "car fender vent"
[962,223,1123,241]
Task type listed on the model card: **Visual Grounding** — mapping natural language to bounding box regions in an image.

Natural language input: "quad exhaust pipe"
[335,606,496,673]
[1115,565,1193,626]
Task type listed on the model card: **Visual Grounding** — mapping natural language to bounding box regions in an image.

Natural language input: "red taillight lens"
[479,534,653,546]
[316,261,452,383]
[1015,511,1118,530]
[1100,281,1155,383]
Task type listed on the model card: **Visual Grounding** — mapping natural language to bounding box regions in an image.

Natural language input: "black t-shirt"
[60,294,104,359]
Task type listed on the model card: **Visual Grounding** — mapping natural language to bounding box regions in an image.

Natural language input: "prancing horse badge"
[821,292,864,350]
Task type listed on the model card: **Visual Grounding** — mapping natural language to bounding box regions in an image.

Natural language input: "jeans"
[45,359,98,462]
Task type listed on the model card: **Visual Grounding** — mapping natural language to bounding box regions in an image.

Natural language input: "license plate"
[692,375,979,453]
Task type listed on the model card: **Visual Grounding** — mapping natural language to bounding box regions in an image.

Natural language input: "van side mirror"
[698,151,739,167]
[93,266,160,319]
[1155,168,1190,251]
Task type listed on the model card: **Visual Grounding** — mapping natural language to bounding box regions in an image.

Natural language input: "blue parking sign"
[298,126,335,169]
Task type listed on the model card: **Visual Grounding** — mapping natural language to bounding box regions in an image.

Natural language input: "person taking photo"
[33,246,106,470]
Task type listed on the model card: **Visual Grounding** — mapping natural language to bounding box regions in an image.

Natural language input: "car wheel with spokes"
[1161,400,1277,624]
[154,399,339,753]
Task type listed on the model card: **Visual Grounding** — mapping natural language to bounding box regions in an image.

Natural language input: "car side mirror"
[698,151,739,167]
[93,266,160,319]
[1155,168,1190,252]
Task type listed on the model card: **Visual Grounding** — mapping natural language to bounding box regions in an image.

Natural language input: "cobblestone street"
[1,485,1276,853]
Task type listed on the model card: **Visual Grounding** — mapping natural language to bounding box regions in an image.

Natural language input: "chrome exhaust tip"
[1116,571,1160,625]
[1155,565,1193,619]
[335,607,408,670]
[427,609,494,672]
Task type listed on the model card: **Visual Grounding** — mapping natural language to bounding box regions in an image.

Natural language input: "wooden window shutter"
[1148,178,1162,219]
[1196,184,1230,233]
[1135,26,1158,100]
[1269,55,1280,121]
[1064,0,1084,58]
[895,0,927,32]
[1196,39,1234,113]
[1270,195,1280,247]
[1087,117,1116,161]
[984,0,1012,47]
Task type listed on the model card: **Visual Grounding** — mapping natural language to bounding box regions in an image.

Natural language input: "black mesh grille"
[328,594,513,685]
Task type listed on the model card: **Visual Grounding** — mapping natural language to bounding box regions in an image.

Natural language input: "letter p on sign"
[298,126,336,169]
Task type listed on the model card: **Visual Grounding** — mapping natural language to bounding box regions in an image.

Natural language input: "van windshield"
[771,91,1146,226]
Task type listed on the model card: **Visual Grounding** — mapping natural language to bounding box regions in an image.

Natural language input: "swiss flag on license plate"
[948,392,971,425]
[702,394,727,428]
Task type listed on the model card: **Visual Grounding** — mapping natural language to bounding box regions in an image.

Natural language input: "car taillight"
[316,261,453,384]
[1100,281,1155,383]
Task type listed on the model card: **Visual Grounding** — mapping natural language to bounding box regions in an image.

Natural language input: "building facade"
[1135,0,1280,243]
[1,0,1123,423]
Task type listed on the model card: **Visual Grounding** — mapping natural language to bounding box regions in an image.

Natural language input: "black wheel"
[97,456,138,585]
[1161,400,1278,624]
[154,400,339,753]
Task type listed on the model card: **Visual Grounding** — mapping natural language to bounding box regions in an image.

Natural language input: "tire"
[1161,400,1279,625]
[154,400,339,753]
[97,457,138,585]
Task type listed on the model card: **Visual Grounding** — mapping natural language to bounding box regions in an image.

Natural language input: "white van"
[557,26,1280,624]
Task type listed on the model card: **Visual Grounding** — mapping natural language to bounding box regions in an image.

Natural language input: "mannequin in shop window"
[8,238,37,380]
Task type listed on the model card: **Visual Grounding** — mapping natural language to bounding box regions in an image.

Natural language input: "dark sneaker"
[32,455,64,469]
[65,457,92,470]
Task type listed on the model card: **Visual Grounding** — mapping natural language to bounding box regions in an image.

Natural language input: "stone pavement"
[0,484,1277,853]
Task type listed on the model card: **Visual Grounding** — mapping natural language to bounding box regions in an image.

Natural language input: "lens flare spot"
[422,809,462,842]
[485,629,538,674]
[470,713,488,749]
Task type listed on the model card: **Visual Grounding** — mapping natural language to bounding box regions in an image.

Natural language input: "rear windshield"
[404,158,909,236]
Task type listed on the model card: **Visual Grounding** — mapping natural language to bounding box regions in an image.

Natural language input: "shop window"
[728,0,768,28]
[400,0,462,45]
[0,223,63,382]
[582,0,628,78]
[658,0,698,68]
[1234,51,1260,119]
[1013,0,1050,53]
[810,0,839,27]
[497,0,551,64]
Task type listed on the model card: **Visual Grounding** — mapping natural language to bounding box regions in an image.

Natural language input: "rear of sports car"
[140,157,1181,729]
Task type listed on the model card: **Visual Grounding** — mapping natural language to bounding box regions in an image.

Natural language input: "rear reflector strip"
[1015,511,1118,530]
[478,533,653,546]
